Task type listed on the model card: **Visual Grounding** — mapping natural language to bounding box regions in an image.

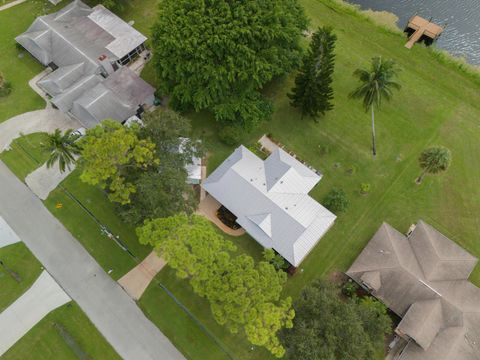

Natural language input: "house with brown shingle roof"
[347,221,480,360]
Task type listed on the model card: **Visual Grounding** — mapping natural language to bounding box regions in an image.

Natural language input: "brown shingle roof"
[346,221,480,360]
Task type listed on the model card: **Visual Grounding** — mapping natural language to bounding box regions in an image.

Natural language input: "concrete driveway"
[0,270,71,356]
[0,109,80,151]
[0,161,184,360]
[0,216,21,248]
[25,162,75,200]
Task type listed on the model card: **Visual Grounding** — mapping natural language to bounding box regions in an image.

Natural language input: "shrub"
[263,249,289,271]
[0,73,12,98]
[360,183,371,195]
[323,188,349,213]
[218,125,243,146]
[342,279,359,297]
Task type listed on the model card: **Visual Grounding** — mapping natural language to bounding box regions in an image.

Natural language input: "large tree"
[79,120,158,204]
[417,146,451,183]
[289,26,337,120]
[350,57,401,156]
[151,0,308,129]
[137,214,294,357]
[117,109,203,224]
[281,279,391,360]
[45,129,81,173]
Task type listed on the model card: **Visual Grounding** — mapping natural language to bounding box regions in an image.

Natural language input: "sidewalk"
[118,252,166,301]
[0,270,71,356]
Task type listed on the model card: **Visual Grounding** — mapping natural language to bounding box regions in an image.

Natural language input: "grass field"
[0,1,60,123]
[0,242,42,312]
[2,0,480,359]
[44,170,151,279]
[0,133,50,180]
[2,302,121,360]
[137,0,480,357]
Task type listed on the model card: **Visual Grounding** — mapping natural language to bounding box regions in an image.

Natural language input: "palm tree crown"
[349,56,401,156]
[417,146,451,183]
[350,56,401,111]
[45,129,81,173]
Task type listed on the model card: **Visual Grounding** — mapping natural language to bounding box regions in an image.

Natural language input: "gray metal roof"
[203,146,336,266]
[347,221,480,360]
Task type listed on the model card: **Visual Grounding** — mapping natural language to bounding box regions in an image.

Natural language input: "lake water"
[346,0,480,65]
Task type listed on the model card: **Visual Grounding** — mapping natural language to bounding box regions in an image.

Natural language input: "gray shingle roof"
[70,67,154,128]
[16,1,155,128]
[16,0,147,68]
[347,221,480,360]
[203,145,336,266]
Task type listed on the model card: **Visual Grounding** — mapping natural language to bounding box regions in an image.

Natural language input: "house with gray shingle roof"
[202,145,336,266]
[16,0,154,128]
[347,221,480,359]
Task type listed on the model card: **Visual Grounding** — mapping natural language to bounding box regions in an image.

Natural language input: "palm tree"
[417,146,451,184]
[350,57,401,156]
[45,129,81,173]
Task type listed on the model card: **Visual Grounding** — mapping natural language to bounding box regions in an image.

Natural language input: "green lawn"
[44,170,151,279]
[0,132,50,180]
[138,0,480,358]
[139,230,271,360]
[3,0,480,359]
[2,302,121,360]
[0,242,42,312]
[0,0,61,123]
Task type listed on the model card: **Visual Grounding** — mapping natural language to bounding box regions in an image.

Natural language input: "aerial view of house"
[348,221,480,359]
[16,0,155,128]
[0,0,479,359]
[203,145,336,267]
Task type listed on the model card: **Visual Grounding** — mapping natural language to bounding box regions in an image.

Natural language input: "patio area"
[197,195,245,236]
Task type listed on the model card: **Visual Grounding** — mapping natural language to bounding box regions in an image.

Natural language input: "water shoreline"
[325,0,480,77]
[344,0,480,66]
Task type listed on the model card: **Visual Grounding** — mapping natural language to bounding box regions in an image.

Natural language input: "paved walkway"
[0,109,80,151]
[0,0,27,12]
[197,195,245,236]
[25,162,75,200]
[118,252,166,300]
[0,161,185,360]
[0,270,71,356]
[258,134,280,153]
[28,69,53,109]
[0,216,21,248]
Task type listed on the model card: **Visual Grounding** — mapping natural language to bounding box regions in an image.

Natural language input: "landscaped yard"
[0,242,42,312]
[0,132,49,180]
[0,1,59,123]
[2,302,121,360]
[2,0,480,359]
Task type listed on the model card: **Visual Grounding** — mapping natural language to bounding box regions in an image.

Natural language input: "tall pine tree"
[289,26,337,121]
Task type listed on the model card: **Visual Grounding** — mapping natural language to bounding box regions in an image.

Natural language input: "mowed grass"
[140,232,271,360]
[0,242,42,312]
[44,170,151,279]
[138,0,480,358]
[0,132,50,180]
[3,0,480,359]
[0,0,58,123]
[2,302,121,360]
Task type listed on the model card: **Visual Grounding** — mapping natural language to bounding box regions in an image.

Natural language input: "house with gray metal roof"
[16,0,154,128]
[347,221,480,360]
[202,145,336,266]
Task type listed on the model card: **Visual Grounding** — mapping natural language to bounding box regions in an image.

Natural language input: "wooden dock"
[404,15,443,49]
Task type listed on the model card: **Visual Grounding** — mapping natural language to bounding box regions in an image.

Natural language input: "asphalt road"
[0,161,185,360]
